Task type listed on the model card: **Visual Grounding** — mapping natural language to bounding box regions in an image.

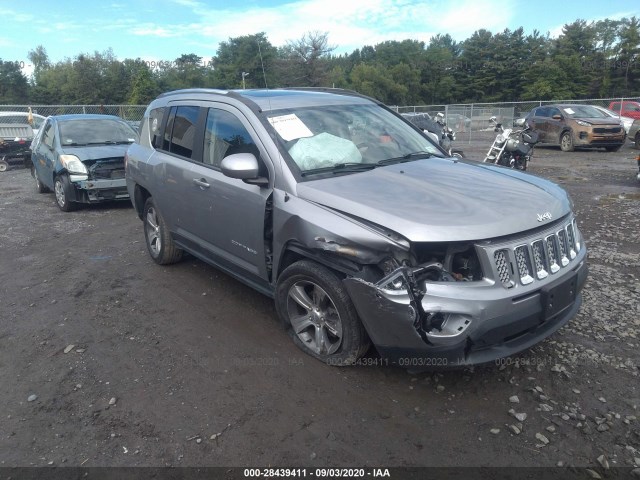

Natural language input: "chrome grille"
[545,235,560,273]
[557,229,569,266]
[491,219,582,287]
[514,246,534,285]
[531,240,548,279]
[565,224,577,259]
[494,250,512,287]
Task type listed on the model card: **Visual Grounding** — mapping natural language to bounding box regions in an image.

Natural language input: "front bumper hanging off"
[343,220,588,369]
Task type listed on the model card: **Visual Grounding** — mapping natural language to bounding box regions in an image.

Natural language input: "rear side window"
[535,107,549,117]
[162,106,200,159]
[202,108,258,168]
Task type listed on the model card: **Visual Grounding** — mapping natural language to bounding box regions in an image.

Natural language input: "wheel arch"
[134,183,152,220]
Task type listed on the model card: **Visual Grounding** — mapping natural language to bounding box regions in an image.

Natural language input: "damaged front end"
[343,218,588,368]
[66,157,129,203]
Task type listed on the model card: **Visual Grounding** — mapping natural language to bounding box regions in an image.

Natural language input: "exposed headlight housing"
[59,154,88,174]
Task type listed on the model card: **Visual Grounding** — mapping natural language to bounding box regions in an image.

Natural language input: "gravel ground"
[0,138,639,473]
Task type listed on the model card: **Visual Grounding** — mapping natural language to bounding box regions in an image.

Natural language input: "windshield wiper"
[301,162,378,177]
[377,151,436,166]
[86,140,133,145]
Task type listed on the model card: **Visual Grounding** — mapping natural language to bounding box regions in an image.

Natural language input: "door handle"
[192,178,210,189]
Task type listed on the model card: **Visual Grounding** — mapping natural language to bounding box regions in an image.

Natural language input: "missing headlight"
[411,242,483,282]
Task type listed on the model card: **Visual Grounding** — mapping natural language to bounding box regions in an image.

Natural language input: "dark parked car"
[526,104,626,152]
[126,88,587,369]
[31,114,138,211]
[0,111,47,171]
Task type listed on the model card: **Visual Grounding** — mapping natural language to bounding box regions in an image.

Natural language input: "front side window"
[202,108,258,167]
[42,123,55,148]
[264,103,442,177]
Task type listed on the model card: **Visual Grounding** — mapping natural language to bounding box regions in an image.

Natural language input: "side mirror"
[552,114,562,120]
[489,116,497,124]
[220,153,268,186]
[513,118,525,128]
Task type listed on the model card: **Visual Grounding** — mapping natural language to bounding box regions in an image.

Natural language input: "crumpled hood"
[296,158,572,242]
[60,144,129,162]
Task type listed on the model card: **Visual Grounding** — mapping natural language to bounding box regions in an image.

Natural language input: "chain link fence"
[2,98,639,145]
[392,96,640,144]
[0,104,146,121]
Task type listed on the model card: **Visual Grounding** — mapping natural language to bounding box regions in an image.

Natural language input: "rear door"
[528,107,548,142]
[546,106,564,144]
[147,104,204,241]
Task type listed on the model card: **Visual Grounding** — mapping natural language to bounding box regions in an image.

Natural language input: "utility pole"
[242,72,250,89]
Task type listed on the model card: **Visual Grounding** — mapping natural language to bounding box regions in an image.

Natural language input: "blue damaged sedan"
[30,114,138,211]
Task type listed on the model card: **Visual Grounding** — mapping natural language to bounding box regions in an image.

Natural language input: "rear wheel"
[275,260,370,366]
[143,197,183,265]
[560,131,574,152]
[54,175,77,212]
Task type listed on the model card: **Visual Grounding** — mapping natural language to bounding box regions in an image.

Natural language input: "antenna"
[257,40,268,89]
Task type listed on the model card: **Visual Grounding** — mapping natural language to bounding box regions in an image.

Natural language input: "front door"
[186,105,272,281]
[33,120,57,189]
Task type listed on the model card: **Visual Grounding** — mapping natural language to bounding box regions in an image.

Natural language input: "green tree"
[283,31,335,87]
[212,33,278,88]
[0,59,29,103]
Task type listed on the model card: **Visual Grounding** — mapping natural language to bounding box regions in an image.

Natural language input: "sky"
[1,0,638,75]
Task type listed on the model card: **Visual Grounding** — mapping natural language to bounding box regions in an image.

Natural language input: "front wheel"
[276,260,370,365]
[0,160,8,172]
[560,131,574,152]
[54,175,77,212]
[143,197,183,265]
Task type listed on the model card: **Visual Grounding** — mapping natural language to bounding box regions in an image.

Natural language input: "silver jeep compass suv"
[125,88,588,368]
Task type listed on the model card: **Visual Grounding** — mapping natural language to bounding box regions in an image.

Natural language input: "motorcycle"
[483,116,538,170]
[431,113,465,159]
[402,112,465,158]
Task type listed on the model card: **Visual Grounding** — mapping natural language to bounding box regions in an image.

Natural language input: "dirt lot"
[0,138,639,473]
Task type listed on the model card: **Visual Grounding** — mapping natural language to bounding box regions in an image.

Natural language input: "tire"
[560,131,574,152]
[451,150,465,159]
[54,175,77,212]
[32,166,49,193]
[605,145,622,152]
[635,132,640,150]
[0,160,8,172]
[143,197,183,265]
[275,260,370,366]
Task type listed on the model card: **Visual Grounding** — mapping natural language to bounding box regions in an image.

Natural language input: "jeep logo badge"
[537,212,552,222]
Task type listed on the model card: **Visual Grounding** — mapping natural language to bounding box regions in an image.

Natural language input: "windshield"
[265,104,442,177]
[58,119,138,146]
[562,106,609,118]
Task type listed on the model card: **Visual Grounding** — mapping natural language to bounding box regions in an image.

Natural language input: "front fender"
[272,189,409,279]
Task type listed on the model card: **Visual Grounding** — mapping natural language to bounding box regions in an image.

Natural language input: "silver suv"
[126,88,588,368]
